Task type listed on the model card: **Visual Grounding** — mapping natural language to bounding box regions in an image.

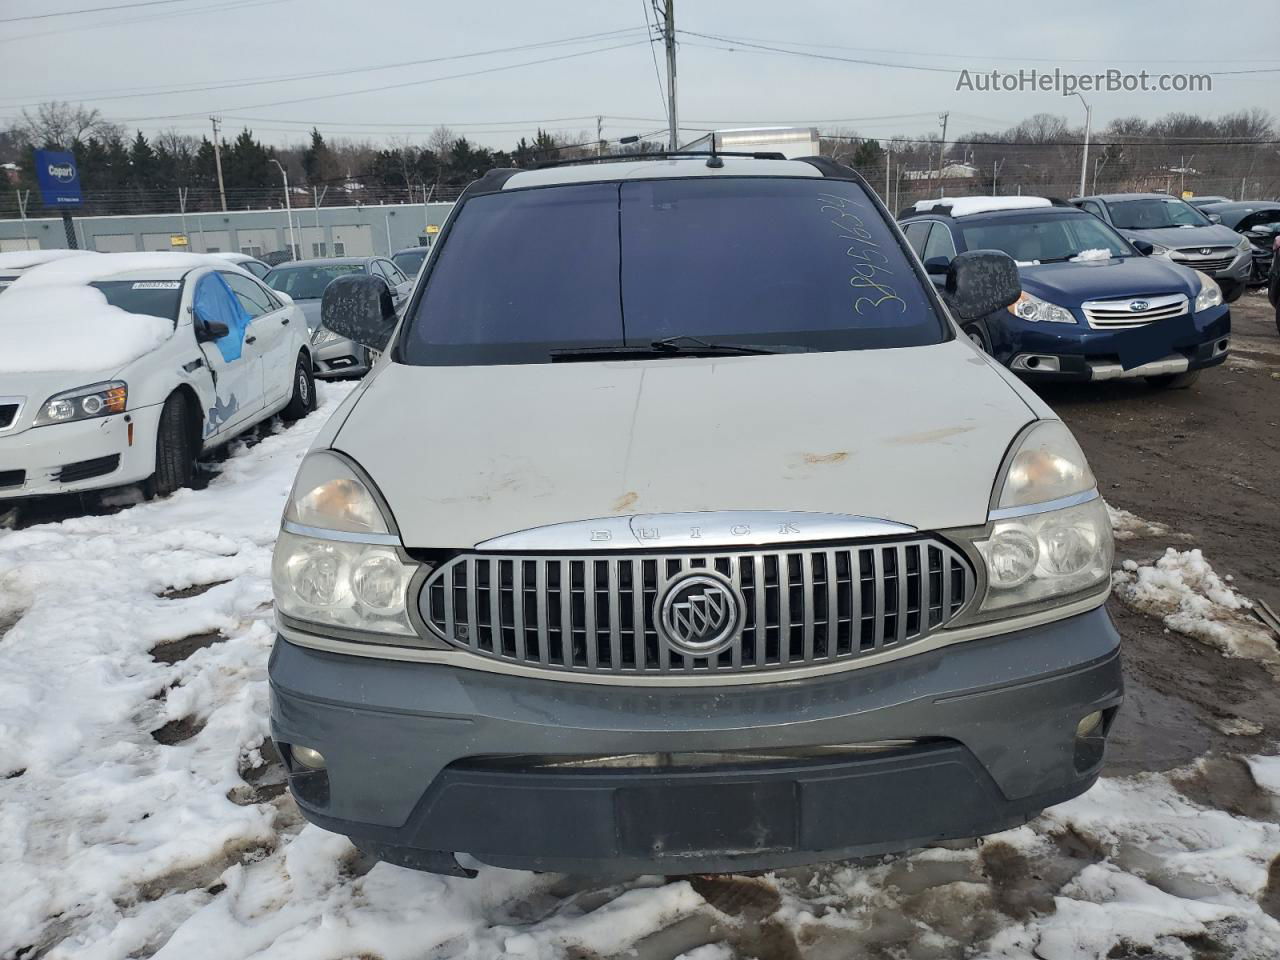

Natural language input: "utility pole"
[15,189,30,249]
[178,187,189,248]
[313,185,328,254]
[931,112,949,198]
[597,115,604,157]
[663,0,678,149]
[884,140,891,203]
[270,158,297,261]
[210,116,228,213]
[1074,93,1091,197]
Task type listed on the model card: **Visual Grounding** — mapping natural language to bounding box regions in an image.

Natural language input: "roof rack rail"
[532,149,787,169]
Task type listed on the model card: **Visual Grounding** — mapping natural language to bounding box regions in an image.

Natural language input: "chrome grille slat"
[422,537,975,676]
[1082,292,1189,329]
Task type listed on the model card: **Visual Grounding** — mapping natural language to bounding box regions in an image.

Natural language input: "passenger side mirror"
[321,274,398,352]
[1131,239,1155,256]
[924,256,950,275]
[944,249,1021,321]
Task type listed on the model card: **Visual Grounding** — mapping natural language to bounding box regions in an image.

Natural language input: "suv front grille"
[1170,248,1236,273]
[420,539,975,676]
[1082,293,1188,329]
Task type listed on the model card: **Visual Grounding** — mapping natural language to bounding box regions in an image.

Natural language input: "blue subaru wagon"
[898,197,1231,388]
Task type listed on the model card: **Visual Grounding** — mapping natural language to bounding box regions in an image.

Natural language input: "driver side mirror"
[1206,213,1222,224]
[1131,239,1155,256]
[924,256,950,275]
[944,249,1021,321]
[195,315,229,343]
[321,274,398,352]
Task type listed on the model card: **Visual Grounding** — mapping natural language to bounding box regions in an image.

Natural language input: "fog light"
[292,745,327,770]
[1075,710,1103,738]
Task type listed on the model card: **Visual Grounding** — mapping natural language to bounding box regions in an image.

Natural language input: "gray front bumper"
[269,605,1122,875]
[312,336,369,378]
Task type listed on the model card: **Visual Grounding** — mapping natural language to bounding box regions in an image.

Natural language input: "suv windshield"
[265,263,366,299]
[1108,197,1209,230]
[960,213,1134,263]
[401,178,944,365]
[90,280,183,323]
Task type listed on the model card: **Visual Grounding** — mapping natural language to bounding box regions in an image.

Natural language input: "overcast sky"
[1,0,1277,150]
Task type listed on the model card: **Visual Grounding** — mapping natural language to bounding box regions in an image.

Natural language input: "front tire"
[1220,280,1244,304]
[962,323,992,354]
[281,353,316,421]
[150,392,195,498]
[1146,370,1201,390]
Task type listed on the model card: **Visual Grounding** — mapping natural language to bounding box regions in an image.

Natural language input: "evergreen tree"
[127,130,157,191]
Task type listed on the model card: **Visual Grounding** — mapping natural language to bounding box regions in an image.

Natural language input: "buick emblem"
[1128,299,1149,312]
[657,571,744,656]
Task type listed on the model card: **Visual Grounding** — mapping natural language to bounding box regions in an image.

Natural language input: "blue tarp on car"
[194,272,251,362]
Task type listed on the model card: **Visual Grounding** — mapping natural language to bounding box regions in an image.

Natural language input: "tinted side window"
[903,221,931,256]
[221,272,276,317]
[922,224,956,261]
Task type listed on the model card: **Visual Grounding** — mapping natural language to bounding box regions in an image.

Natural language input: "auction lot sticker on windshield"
[132,281,182,290]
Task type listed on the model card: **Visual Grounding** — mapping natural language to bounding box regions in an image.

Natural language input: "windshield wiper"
[551,337,807,362]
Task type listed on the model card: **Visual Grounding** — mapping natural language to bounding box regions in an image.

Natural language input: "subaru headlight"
[272,451,419,635]
[1193,270,1222,312]
[33,381,127,427]
[1008,292,1076,324]
[971,421,1112,615]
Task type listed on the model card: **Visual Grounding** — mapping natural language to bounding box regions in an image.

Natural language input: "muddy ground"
[1037,287,1280,780]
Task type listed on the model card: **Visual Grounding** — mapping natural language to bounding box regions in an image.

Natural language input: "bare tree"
[427,126,456,165]
[15,101,119,148]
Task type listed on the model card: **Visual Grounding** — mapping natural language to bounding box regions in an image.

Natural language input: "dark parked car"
[1072,193,1252,302]
[264,256,413,378]
[1187,195,1232,209]
[1198,201,1280,285]
[391,245,430,277]
[901,196,1230,389]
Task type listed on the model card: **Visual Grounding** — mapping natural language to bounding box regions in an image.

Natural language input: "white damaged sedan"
[0,252,315,501]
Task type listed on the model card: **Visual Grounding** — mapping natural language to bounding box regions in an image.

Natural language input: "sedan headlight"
[1193,270,1223,312]
[313,327,341,346]
[272,451,419,636]
[1007,292,1076,324]
[33,381,127,427]
[970,420,1112,616]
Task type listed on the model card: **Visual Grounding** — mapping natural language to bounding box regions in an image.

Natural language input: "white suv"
[0,253,314,502]
[269,154,1123,878]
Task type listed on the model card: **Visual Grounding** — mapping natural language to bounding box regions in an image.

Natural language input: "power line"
[678,30,958,74]
[0,0,194,23]
[117,39,652,122]
[0,27,646,107]
[0,0,293,44]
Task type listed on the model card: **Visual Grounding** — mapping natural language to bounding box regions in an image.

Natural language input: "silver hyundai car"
[269,153,1123,878]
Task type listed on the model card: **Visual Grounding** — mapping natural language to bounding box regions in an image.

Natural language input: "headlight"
[313,328,340,345]
[1007,292,1076,324]
[1236,235,1252,253]
[1145,242,1170,256]
[976,499,1112,612]
[273,451,419,635]
[969,420,1111,616]
[993,420,1094,509]
[33,381,127,427]
[1193,270,1223,312]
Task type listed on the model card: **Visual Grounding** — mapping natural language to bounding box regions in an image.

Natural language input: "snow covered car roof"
[0,248,95,272]
[9,251,228,290]
[909,196,1053,217]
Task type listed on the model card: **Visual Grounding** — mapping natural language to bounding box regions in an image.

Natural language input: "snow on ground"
[3,411,1280,958]
[1107,503,1173,541]
[1113,547,1280,670]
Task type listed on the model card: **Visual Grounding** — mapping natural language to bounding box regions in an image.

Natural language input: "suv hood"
[1020,255,1198,303]
[333,340,1036,547]
[1116,224,1243,249]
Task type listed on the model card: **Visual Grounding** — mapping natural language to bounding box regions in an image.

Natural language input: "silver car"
[264,256,413,378]
[1072,193,1252,302]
